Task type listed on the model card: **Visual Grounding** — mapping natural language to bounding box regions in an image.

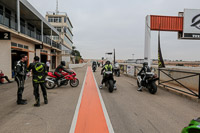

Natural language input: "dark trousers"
[47,67,49,72]
[15,75,25,101]
[0,76,10,83]
[33,82,47,102]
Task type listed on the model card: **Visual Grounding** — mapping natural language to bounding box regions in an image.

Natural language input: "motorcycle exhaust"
[45,78,55,83]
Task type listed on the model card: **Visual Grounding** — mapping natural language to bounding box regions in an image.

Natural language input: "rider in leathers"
[137,62,151,91]
[99,61,117,90]
[15,54,27,105]
[27,56,48,107]
[54,61,72,85]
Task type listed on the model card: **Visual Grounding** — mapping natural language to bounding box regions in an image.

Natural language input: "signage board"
[183,9,200,39]
[0,32,11,40]
[127,65,134,76]
[35,44,43,49]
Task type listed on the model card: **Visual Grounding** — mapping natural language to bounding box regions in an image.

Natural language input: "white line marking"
[92,70,115,133]
[69,68,88,133]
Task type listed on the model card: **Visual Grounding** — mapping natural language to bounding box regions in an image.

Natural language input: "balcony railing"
[0,9,61,50]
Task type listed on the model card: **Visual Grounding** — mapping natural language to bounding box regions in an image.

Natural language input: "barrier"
[119,63,200,99]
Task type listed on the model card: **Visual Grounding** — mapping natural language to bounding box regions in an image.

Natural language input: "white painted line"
[69,68,88,133]
[92,70,115,133]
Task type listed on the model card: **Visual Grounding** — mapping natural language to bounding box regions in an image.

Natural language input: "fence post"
[198,75,200,99]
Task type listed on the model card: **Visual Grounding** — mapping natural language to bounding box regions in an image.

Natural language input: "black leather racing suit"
[15,60,26,102]
[138,66,151,86]
[27,62,48,103]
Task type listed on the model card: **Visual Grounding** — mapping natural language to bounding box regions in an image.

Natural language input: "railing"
[158,68,200,99]
[119,63,200,99]
[0,9,61,50]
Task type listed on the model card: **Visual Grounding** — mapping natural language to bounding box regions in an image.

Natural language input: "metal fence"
[119,63,200,99]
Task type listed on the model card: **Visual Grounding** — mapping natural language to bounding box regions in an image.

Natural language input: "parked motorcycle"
[182,117,200,133]
[102,71,115,93]
[45,70,79,89]
[113,63,120,77]
[137,72,159,94]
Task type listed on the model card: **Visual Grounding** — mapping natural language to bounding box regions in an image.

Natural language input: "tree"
[71,46,82,64]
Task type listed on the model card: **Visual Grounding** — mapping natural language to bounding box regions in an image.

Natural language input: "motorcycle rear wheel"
[108,80,114,93]
[45,78,56,89]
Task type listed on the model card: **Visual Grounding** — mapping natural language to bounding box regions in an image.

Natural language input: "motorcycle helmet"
[143,62,148,67]
[61,61,66,66]
[106,60,111,65]
[182,117,200,133]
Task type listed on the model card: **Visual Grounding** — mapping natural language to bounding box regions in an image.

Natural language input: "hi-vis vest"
[105,64,112,71]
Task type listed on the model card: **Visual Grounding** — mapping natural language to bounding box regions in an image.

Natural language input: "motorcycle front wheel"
[148,82,157,94]
[45,78,56,89]
[70,79,79,87]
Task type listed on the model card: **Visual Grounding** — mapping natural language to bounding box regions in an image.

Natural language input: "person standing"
[46,60,50,72]
[27,56,48,107]
[15,54,27,105]
[24,55,28,81]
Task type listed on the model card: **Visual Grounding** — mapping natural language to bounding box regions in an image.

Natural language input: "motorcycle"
[102,71,115,93]
[182,117,200,133]
[45,70,79,89]
[137,72,159,94]
[92,65,97,72]
[113,63,120,77]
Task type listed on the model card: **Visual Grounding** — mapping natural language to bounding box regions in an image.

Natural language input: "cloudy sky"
[28,0,200,61]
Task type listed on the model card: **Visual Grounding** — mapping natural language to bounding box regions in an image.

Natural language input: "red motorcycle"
[45,70,79,89]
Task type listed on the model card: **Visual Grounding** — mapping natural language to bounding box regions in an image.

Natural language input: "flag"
[158,31,165,68]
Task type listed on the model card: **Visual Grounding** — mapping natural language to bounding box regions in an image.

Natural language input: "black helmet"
[143,62,148,67]
[61,61,66,66]
[106,60,111,65]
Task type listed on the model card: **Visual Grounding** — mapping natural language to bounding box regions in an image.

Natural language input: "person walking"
[27,56,48,107]
[15,54,27,105]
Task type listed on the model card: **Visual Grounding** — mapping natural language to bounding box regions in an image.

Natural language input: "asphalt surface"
[0,65,200,133]
[94,66,200,133]
[0,66,87,133]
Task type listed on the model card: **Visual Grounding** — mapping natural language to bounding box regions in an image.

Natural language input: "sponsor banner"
[158,31,165,68]
[127,65,134,76]
[184,9,200,35]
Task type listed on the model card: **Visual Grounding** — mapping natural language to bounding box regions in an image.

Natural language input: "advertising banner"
[127,65,134,76]
[184,9,200,39]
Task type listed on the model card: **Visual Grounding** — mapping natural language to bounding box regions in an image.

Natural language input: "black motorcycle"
[102,71,114,93]
[137,72,159,94]
[92,65,97,72]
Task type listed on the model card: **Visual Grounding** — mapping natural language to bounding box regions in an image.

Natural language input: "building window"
[5,8,11,27]
[0,5,3,24]
[11,42,17,47]
[18,44,23,48]
[55,27,62,32]
[24,45,29,49]
[20,18,25,34]
[64,17,67,23]
[27,23,35,38]
[48,17,61,23]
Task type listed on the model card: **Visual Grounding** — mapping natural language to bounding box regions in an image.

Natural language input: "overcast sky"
[28,0,200,61]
